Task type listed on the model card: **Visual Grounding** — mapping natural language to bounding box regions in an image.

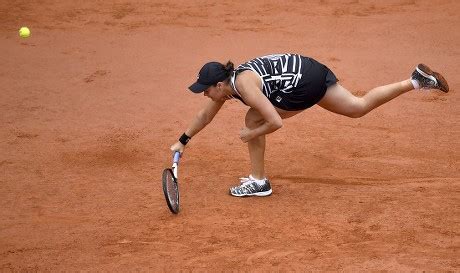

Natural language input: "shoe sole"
[230,189,272,197]
[417,63,449,93]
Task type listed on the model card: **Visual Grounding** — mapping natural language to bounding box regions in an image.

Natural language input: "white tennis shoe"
[229,176,272,197]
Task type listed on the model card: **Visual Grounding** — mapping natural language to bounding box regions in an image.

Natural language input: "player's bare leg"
[245,108,266,180]
[229,108,301,197]
[318,64,449,117]
[317,81,414,118]
[245,107,302,179]
[228,108,271,197]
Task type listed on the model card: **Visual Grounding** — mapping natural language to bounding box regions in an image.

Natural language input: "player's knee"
[245,109,264,128]
[348,109,366,118]
[245,117,264,128]
[347,100,368,118]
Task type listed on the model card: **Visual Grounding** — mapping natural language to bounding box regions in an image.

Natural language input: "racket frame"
[162,151,181,214]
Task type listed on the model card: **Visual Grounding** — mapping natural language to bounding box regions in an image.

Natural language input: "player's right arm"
[170,99,225,153]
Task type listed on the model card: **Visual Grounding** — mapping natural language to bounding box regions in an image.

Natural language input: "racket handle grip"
[173,151,181,163]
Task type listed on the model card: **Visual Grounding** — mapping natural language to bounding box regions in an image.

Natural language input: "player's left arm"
[236,72,283,142]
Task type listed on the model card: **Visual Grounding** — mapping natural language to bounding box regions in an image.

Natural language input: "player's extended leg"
[317,80,414,118]
[318,64,449,117]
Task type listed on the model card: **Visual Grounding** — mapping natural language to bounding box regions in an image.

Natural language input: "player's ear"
[216,82,223,91]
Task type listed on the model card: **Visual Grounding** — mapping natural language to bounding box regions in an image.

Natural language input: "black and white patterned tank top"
[230,53,307,98]
[230,53,336,111]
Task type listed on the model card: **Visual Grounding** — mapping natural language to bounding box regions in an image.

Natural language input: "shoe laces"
[239,176,254,186]
[239,175,266,186]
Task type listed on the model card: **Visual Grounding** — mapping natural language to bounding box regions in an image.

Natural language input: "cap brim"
[188,82,210,93]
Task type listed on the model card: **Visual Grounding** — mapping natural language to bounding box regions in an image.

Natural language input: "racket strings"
[163,168,179,213]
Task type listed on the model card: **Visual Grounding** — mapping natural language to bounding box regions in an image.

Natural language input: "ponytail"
[223,61,234,76]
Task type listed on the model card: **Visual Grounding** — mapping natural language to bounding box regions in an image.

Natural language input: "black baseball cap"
[189,62,229,93]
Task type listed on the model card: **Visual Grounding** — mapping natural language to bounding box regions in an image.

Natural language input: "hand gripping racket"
[162,151,181,214]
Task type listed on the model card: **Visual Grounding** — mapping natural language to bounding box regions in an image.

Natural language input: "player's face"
[204,83,229,102]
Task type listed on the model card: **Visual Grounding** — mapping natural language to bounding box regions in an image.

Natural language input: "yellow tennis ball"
[19,27,31,38]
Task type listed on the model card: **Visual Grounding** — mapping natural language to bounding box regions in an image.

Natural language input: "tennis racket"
[162,151,181,214]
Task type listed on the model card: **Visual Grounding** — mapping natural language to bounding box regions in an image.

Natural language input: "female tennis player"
[170,53,449,197]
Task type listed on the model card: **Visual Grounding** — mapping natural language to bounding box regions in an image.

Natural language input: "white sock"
[249,175,266,185]
[411,79,420,89]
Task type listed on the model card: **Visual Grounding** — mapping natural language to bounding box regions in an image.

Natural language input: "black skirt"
[267,56,338,111]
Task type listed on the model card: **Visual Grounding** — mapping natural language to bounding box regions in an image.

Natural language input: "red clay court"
[1,0,459,271]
